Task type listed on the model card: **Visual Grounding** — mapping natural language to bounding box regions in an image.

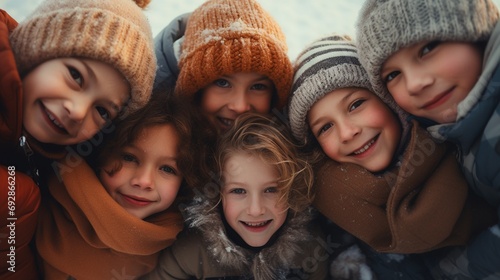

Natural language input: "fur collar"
[184,195,316,280]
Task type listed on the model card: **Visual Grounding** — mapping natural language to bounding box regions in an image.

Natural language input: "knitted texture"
[288,34,374,144]
[356,0,500,101]
[175,0,292,109]
[10,0,156,115]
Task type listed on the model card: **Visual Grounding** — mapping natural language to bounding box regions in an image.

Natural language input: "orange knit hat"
[175,0,292,109]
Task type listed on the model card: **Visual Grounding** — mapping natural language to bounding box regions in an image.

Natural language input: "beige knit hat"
[175,0,293,109]
[356,0,500,97]
[10,0,156,115]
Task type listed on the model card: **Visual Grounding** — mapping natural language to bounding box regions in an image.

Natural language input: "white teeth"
[245,221,267,227]
[219,117,233,127]
[47,111,64,129]
[353,138,375,155]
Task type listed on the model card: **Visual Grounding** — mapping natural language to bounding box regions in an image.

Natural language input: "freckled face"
[221,152,287,247]
[308,88,401,172]
[381,41,482,123]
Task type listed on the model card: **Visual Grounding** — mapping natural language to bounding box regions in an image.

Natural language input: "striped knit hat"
[356,0,499,101]
[289,34,377,144]
[10,0,156,115]
[175,0,293,109]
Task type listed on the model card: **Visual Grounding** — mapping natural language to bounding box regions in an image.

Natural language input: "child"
[0,1,155,279]
[287,34,496,256]
[155,0,293,133]
[35,92,210,279]
[141,113,329,280]
[356,0,500,277]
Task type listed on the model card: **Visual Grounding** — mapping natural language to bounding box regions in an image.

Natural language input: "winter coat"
[0,9,22,148]
[153,13,189,91]
[313,121,497,254]
[142,196,329,280]
[36,159,184,280]
[0,10,41,280]
[426,20,500,280]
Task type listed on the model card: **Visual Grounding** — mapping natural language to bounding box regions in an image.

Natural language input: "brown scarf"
[36,160,184,279]
[313,121,497,253]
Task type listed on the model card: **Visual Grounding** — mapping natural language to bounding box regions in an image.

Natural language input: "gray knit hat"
[10,0,157,116]
[288,34,374,144]
[356,0,500,97]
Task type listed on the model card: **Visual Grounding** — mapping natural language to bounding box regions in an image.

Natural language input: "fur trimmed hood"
[184,195,317,280]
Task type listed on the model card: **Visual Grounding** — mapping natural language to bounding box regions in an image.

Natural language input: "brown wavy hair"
[215,112,314,213]
[97,90,216,198]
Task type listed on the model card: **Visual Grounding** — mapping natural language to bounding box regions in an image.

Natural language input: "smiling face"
[381,41,483,123]
[22,58,130,145]
[221,152,287,247]
[308,87,401,172]
[99,124,183,219]
[200,72,274,132]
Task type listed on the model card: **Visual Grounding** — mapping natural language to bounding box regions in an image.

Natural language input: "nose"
[338,120,360,144]
[227,90,251,113]
[63,95,92,123]
[130,165,154,190]
[247,194,265,216]
[405,67,433,95]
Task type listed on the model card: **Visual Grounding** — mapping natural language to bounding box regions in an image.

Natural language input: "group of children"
[1,0,499,279]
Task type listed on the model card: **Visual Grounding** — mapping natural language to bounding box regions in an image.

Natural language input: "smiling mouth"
[422,88,454,110]
[43,105,68,134]
[217,117,234,128]
[241,220,271,228]
[122,194,153,206]
[352,135,379,156]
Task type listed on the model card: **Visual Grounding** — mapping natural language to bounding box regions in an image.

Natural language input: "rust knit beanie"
[10,0,156,115]
[175,0,293,109]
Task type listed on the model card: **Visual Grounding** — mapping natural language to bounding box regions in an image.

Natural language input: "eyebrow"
[308,89,359,129]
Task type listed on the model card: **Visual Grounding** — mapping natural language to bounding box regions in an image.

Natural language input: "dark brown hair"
[97,90,216,194]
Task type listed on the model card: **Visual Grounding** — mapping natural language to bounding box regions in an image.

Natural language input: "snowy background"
[2,0,500,60]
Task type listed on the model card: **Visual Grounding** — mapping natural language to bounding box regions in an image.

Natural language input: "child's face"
[381,41,483,123]
[22,58,130,145]
[200,72,274,132]
[100,124,183,219]
[308,88,401,173]
[221,152,287,247]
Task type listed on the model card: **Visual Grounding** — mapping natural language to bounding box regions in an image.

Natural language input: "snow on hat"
[175,0,293,109]
[10,0,156,115]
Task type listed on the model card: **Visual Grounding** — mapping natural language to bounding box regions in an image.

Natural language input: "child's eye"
[214,79,230,88]
[349,99,365,112]
[384,71,400,83]
[96,106,110,121]
[264,186,278,193]
[229,188,245,194]
[420,41,440,57]
[68,66,83,86]
[121,153,137,163]
[317,123,333,137]
[250,83,268,90]
[160,165,177,175]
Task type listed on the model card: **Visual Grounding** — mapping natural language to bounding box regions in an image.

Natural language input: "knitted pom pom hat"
[10,0,156,115]
[175,0,293,109]
[356,0,500,98]
[289,34,409,145]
